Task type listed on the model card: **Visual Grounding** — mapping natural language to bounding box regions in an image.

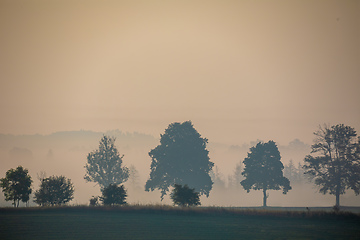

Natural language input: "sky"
[1,0,359,146]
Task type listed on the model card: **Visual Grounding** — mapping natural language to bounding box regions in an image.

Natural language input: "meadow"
[1,205,359,240]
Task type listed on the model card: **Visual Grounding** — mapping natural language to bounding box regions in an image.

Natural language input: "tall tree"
[84,135,129,189]
[241,141,291,207]
[145,121,214,199]
[34,175,74,206]
[0,166,32,207]
[303,124,360,207]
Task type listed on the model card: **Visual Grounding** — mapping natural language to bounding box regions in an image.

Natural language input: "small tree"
[241,141,291,207]
[34,175,74,206]
[0,166,32,207]
[284,160,297,183]
[85,135,129,189]
[128,165,140,189]
[100,184,127,206]
[210,166,225,189]
[228,162,243,189]
[303,124,360,207]
[170,184,201,207]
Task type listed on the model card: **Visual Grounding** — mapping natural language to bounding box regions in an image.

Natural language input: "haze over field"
[0,0,359,206]
[0,130,359,207]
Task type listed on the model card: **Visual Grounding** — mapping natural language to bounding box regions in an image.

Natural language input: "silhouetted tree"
[0,166,32,207]
[85,135,129,189]
[284,160,296,182]
[303,124,360,207]
[284,160,306,184]
[89,196,99,206]
[210,166,225,189]
[34,175,74,206]
[241,141,291,207]
[297,162,305,182]
[228,162,243,189]
[128,164,140,189]
[170,184,200,207]
[145,121,214,199]
[100,184,127,206]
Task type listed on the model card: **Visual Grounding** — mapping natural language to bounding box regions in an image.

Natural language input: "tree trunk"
[263,189,267,207]
[335,193,340,207]
[335,178,341,207]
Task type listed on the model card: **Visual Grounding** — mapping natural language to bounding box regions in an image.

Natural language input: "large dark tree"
[303,124,360,207]
[170,184,200,207]
[84,135,129,189]
[0,166,32,207]
[241,141,291,207]
[100,184,127,206]
[145,121,214,199]
[34,175,74,206]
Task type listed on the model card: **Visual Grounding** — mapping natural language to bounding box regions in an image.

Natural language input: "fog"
[1,0,359,145]
[0,0,359,206]
[1,131,359,207]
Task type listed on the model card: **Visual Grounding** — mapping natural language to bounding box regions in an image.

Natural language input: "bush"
[100,184,127,206]
[34,175,74,206]
[170,184,200,207]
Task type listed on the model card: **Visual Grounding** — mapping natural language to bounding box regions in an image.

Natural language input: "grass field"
[1,206,360,240]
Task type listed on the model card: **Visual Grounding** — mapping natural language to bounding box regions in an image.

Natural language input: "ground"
[1,206,359,240]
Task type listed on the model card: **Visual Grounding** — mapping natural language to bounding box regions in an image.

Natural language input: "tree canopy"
[100,184,127,206]
[0,166,32,207]
[84,135,129,189]
[145,121,214,199]
[303,124,360,207]
[34,175,74,206]
[241,141,291,207]
[170,184,201,207]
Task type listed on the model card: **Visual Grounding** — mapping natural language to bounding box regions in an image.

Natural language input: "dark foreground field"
[1,206,359,240]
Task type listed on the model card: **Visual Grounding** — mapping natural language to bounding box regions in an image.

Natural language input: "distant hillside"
[0,130,158,151]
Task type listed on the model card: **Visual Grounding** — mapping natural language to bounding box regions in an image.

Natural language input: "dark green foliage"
[303,124,360,207]
[85,135,129,189]
[34,175,74,206]
[0,166,32,207]
[100,184,127,206]
[145,121,214,199]
[241,141,291,207]
[170,184,201,207]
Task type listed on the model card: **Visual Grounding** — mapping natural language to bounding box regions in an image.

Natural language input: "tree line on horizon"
[1,121,360,208]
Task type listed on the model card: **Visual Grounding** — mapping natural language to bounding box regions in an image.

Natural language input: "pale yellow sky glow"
[1,0,359,145]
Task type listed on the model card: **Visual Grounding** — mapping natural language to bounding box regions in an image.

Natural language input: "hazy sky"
[1,0,359,145]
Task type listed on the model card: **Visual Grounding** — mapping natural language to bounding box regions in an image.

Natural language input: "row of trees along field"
[1,122,360,207]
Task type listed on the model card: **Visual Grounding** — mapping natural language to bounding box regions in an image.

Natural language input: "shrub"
[100,184,127,206]
[34,175,74,206]
[170,184,200,207]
